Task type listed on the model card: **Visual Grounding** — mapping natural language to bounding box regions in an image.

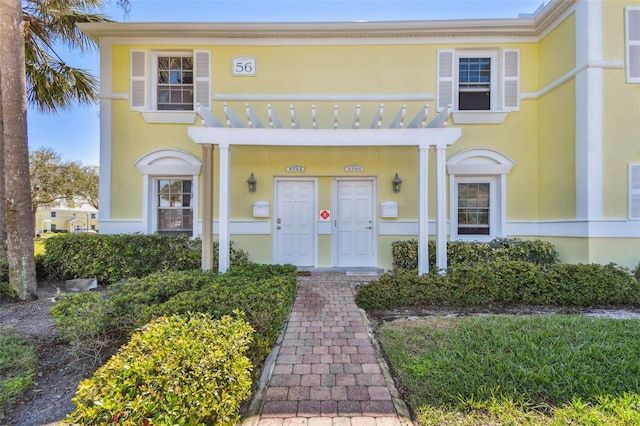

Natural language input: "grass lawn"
[0,328,37,418]
[378,315,640,425]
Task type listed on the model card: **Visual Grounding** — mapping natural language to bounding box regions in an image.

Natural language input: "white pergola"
[188,102,461,275]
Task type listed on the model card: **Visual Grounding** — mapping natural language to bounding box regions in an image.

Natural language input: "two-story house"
[80,0,640,273]
[36,204,99,234]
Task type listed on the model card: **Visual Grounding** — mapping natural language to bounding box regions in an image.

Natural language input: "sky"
[26,0,548,167]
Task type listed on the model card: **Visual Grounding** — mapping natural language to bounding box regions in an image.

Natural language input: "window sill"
[141,111,197,124]
[451,111,509,124]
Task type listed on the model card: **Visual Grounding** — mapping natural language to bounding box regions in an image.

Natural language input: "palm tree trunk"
[0,0,38,300]
[0,69,6,261]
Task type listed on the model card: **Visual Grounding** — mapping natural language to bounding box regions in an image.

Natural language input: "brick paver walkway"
[243,271,412,426]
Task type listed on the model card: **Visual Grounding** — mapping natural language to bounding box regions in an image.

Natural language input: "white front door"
[335,179,376,267]
[275,180,315,266]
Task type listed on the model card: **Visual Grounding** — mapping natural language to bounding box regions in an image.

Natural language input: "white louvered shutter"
[630,164,640,219]
[194,50,211,109]
[626,7,640,83]
[130,50,147,110]
[502,49,520,111]
[437,50,455,112]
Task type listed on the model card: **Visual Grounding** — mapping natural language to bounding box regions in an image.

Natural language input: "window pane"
[158,57,169,69]
[170,58,182,69]
[183,57,193,70]
[183,72,193,84]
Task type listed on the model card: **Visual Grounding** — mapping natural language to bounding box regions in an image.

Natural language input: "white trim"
[520,60,624,100]
[574,0,603,221]
[508,219,640,238]
[435,145,448,270]
[189,127,461,147]
[98,92,128,100]
[78,3,577,42]
[98,220,145,234]
[135,149,202,175]
[447,148,515,174]
[451,111,509,124]
[214,93,434,102]
[140,111,197,124]
[98,39,114,224]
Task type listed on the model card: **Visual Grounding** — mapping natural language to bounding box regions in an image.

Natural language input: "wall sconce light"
[392,173,402,193]
[247,173,257,192]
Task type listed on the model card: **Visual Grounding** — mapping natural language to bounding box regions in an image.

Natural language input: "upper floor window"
[458,57,492,110]
[157,56,194,111]
[130,50,210,112]
[90,213,96,219]
[437,49,519,114]
[50,211,57,218]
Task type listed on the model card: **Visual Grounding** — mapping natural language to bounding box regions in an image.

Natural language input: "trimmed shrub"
[356,261,640,310]
[65,313,253,426]
[51,292,114,366]
[42,233,249,285]
[391,238,559,272]
[543,263,640,306]
[51,264,298,370]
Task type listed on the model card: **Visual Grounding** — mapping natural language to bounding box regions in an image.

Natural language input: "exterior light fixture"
[247,173,257,192]
[392,173,402,193]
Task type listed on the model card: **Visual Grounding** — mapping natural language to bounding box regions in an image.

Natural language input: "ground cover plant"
[378,315,640,425]
[0,328,37,419]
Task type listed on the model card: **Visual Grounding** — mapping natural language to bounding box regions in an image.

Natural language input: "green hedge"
[391,238,560,271]
[356,261,640,310]
[51,264,298,369]
[65,313,253,426]
[42,233,250,285]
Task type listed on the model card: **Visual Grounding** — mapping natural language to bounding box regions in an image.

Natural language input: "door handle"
[276,226,281,230]
[366,226,372,229]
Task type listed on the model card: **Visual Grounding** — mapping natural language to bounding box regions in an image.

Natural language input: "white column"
[218,143,230,273]
[418,145,430,275]
[575,0,603,222]
[201,144,214,271]
[435,144,448,272]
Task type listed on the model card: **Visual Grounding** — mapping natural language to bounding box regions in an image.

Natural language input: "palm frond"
[26,53,99,113]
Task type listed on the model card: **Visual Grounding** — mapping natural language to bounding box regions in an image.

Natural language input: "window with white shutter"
[437,50,454,112]
[630,163,640,219]
[502,49,520,111]
[437,48,520,113]
[626,7,640,83]
[130,50,147,110]
[194,50,211,109]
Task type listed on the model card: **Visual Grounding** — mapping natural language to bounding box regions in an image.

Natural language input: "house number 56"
[233,56,256,76]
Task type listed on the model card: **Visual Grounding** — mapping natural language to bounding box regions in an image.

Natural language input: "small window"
[157,179,193,234]
[91,224,96,230]
[90,213,96,219]
[51,224,57,231]
[458,58,491,110]
[626,7,640,83]
[457,182,491,235]
[157,56,193,111]
[50,211,57,218]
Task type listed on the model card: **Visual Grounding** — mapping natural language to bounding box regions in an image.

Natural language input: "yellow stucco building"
[81,0,640,272]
